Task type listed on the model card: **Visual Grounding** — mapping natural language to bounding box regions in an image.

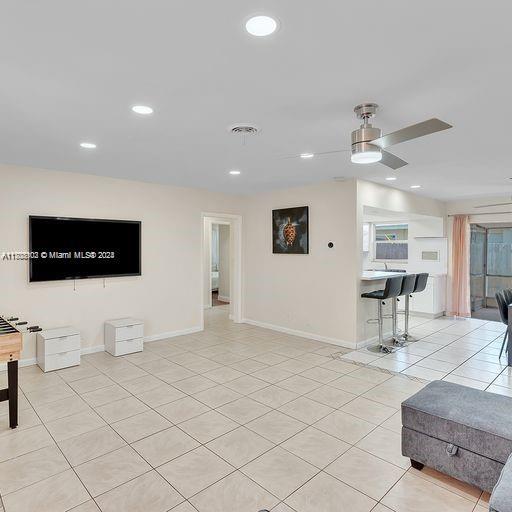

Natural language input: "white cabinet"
[37,327,81,372]
[410,274,446,317]
[105,318,144,356]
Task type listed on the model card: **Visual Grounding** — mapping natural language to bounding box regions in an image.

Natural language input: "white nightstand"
[36,327,81,372]
[104,318,144,356]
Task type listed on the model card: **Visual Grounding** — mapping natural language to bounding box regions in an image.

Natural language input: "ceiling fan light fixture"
[351,150,382,164]
[351,120,382,165]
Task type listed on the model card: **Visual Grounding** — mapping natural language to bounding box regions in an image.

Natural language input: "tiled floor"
[341,314,511,396]
[0,306,506,512]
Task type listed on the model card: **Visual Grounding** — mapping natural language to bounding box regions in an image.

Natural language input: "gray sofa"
[490,453,512,512]
[401,380,512,512]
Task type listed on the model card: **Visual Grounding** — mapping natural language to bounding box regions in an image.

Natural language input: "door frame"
[470,223,512,310]
[201,212,243,328]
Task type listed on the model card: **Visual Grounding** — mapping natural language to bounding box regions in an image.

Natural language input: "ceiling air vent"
[229,124,259,135]
[228,124,260,145]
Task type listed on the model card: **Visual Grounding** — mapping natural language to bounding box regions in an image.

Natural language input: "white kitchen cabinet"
[410,274,446,317]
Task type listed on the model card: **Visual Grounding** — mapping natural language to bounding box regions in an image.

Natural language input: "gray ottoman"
[490,453,512,512]
[401,380,512,493]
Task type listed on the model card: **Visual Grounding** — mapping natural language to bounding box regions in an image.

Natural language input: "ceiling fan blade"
[371,118,452,149]
[474,202,512,209]
[281,149,350,159]
[379,150,408,170]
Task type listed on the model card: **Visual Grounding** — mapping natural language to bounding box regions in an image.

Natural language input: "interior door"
[470,225,486,311]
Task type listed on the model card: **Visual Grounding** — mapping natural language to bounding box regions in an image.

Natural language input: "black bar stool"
[504,288,512,306]
[401,273,429,342]
[393,273,417,346]
[496,289,512,362]
[362,275,404,353]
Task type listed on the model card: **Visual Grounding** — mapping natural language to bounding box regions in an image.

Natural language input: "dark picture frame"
[272,206,309,254]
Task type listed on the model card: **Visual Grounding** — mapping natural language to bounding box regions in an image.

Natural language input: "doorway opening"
[211,222,231,307]
[201,213,242,327]
[470,223,512,321]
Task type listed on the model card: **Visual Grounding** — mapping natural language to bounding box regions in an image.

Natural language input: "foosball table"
[0,316,41,429]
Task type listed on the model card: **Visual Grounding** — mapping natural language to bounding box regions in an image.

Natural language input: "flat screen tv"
[29,216,141,282]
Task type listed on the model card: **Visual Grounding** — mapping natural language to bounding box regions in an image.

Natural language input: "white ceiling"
[1,1,511,200]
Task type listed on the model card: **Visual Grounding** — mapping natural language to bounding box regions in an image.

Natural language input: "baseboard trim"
[355,332,394,350]
[0,357,37,371]
[242,318,356,350]
[0,345,107,370]
[1,327,204,369]
[144,326,203,343]
[398,310,445,319]
[356,312,448,349]
[81,344,105,355]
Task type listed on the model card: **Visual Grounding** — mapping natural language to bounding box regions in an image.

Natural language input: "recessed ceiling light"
[385,176,397,181]
[80,142,96,149]
[410,185,421,189]
[131,105,153,115]
[245,15,278,37]
[300,153,314,159]
[229,170,241,175]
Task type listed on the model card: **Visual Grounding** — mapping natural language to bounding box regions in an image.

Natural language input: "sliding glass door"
[486,227,512,307]
[470,225,486,311]
[470,225,512,310]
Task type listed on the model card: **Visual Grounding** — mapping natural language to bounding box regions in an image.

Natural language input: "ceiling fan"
[290,103,453,170]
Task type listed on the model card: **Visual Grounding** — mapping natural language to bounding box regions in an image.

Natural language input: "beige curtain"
[448,215,471,317]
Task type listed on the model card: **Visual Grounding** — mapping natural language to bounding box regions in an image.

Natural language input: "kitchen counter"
[360,271,447,318]
[361,271,447,281]
[361,271,410,281]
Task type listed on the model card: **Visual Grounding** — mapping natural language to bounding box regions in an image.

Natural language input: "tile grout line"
[4,391,99,511]
[339,317,506,390]
[2,315,503,511]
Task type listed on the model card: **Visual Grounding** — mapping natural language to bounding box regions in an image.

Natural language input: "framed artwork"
[272,206,309,254]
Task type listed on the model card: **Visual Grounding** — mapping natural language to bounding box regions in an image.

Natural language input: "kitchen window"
[373,223,409,261]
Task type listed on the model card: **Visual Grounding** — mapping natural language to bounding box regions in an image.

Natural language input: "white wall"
[242,179,449,348]
[243,180,359,346]
[357,180,447,343]
[408,219,447,275]
[218,224,230,301]
[5,163,491,358]
[0,165,242,361]
[362,215,446,275]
